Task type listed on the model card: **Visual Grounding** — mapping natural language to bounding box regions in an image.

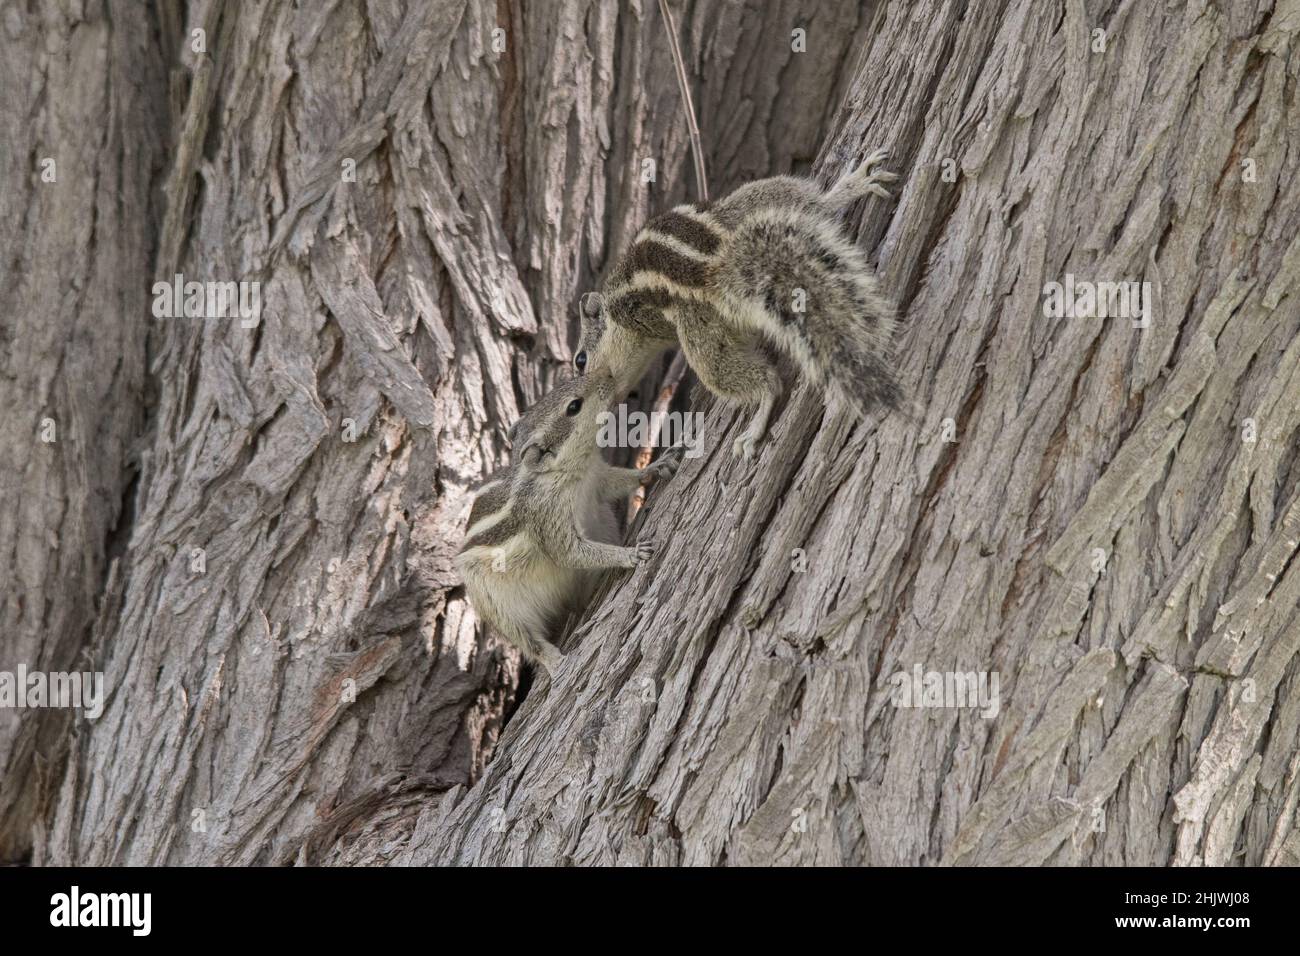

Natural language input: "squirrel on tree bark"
[576,148,902,459]
[455,372,677,672]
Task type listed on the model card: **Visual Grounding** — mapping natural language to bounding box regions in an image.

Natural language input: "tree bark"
[3,0,873,865]
[0,0,166,862]
[356,0,1300,866]
[5,0,1297,868]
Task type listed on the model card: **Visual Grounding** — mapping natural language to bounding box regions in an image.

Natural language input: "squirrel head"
[513,370,616,476]
[573,291,606,380]
[574,290,666,393]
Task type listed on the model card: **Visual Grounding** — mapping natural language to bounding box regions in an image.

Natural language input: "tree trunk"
[3,0,873,865]
[0,0,166,862]
[5,0,1297,868]
[345,0,1300,866]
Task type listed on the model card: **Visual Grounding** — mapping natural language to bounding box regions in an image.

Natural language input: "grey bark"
[357,0,1300,866]
[4,0,1296,868]
[1,0,872,864]
[0,0,165,861]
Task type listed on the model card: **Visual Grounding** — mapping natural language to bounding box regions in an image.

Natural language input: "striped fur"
[455,372,661,672]
[715,206,902,414]
[578,151,902,455]
[455,460,620,672]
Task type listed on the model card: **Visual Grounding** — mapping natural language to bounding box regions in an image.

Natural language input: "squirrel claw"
[844,148,897,201]
[861,146,890,168]
[646,452,682,482]
[732,433,758,461]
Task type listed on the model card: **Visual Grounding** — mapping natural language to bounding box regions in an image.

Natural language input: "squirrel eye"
[574,351,587,372]
[565,399,583,417]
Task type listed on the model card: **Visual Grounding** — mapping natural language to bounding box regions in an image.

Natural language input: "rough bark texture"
[1,0,872,864]
[3,0,1297,868]
[0,0,165,862]
[353,0,1300,866]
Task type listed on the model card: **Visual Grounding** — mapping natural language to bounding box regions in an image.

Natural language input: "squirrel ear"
[579,292,602,319]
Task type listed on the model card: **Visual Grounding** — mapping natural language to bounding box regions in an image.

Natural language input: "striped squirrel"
[455,373,678,673]
[576,149,902,459]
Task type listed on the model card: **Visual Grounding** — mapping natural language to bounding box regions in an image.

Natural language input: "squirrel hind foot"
[732,432,759,460]
[535,642,565,675]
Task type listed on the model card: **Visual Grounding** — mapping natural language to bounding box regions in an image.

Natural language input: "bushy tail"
[716,206,903,414]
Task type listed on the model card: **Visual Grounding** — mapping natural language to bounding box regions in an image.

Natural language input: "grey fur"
[578,149,901,458]
[455,373,677,672]
[649,210,722,254]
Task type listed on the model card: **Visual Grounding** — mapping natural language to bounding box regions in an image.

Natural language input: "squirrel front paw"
[642,449,682,483]
[632,536,655,565]
[853,148,898,199]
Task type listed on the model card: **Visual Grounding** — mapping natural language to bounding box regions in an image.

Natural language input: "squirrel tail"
[716,206,903,415]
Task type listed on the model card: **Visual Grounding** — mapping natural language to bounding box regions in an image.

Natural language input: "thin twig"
[628,351,689,522]
[657,0,708,202]
[629,2,706,520]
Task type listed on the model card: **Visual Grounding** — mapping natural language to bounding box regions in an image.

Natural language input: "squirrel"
[575,148,902,459]
[455,372,678,673]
